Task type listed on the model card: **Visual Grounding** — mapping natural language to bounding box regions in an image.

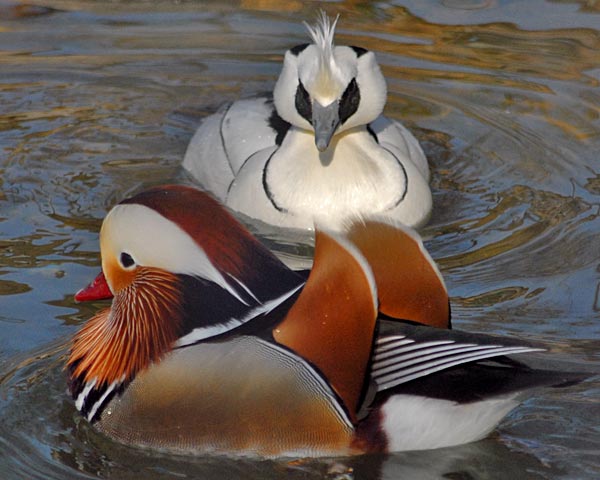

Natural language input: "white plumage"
[380,394,520,452]
[183,13,431,230]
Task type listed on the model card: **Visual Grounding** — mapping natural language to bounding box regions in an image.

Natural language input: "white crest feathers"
[303,12,342,100]
[304,11,338,63]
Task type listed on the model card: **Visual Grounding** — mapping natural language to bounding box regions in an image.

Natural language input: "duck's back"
[369,115,430,182]
[183,97,282,200]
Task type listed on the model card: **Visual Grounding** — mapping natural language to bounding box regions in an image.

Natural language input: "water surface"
[0,1,599,478]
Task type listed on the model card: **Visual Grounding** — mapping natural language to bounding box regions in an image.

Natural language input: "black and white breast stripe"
[72,376,126,423]
[262,148,287,213]
[267,106,291,146]
[379,144,408,209]
[261,135,408,215]
[218,103,236,177]
[217,101,293,177]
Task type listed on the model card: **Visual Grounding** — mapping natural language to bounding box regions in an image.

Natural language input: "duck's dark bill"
[75,271,113,302]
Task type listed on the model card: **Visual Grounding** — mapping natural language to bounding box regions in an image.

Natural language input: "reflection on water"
[0,1,599,479]
[1,343,595,480]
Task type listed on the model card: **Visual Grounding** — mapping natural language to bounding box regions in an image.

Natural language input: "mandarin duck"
[68,185,582,457]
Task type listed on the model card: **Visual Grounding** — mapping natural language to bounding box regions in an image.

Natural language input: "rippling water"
[1,1,599,478]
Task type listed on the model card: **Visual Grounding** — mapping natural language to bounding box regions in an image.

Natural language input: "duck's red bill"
[75,271,114,302]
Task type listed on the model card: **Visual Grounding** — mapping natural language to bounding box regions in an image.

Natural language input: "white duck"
[183,13,431,230]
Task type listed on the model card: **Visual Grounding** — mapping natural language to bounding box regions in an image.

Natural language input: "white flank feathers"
[75,378,97,412]
[381,394,520,451]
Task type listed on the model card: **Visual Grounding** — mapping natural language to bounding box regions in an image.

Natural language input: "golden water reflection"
[0,1,598,479]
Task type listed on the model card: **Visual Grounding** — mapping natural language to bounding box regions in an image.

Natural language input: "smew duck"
[183,13,431,230]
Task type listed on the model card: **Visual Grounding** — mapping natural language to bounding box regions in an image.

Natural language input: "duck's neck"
[264,126,407,222]
[175,253,306,346]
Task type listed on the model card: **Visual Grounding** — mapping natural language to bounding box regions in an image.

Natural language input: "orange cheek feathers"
[102,256,137,295]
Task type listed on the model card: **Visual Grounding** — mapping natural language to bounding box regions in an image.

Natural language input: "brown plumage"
[273,230,377,421]
[347,220,449,328]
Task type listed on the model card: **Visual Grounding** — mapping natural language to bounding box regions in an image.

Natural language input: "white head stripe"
[103,204,245,302]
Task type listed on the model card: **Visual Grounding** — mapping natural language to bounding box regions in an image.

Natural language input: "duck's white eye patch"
[120,252,135,269]
[105,203,243,299]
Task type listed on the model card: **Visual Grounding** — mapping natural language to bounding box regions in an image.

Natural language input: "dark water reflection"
[2,344,592,480]
[1,1,599,478]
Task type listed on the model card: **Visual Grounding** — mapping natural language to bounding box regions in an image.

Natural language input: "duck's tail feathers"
[372,320,591,397]
[374,392,520,452]
[371,321,544,394]
[359,321,591,452]
[372,364,589,452]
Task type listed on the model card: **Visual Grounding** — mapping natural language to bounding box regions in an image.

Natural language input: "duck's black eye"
[295,81,312,124]
[120,252,135,269]
[339,78,360,125]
